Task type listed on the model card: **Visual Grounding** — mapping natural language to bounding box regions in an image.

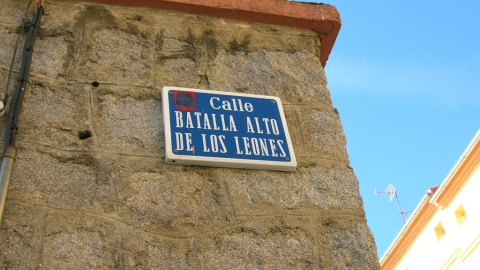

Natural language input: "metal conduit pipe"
[0,146,18,226]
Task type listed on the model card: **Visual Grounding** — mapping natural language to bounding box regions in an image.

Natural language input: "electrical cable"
[4,3,43,147]
[1,0,44,228]
[3,0,34,109]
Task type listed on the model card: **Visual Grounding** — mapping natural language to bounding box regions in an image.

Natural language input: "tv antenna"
[375,184,409,224]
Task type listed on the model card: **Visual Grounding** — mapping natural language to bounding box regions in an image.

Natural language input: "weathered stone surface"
[31,36,69,79]
[149,11,320,59]
[0,204,43,270]
[296,105,350,162]
[283,104,302,152]
[210,50,331,104]
[328,223,379,269]
[203,216,317,269]
[0,0,380,269]
[220,166,364,217]
[93,85,164,155]
[10,146,116,213]
[0,2,25,28]
[41,212,120,269]
[156,58,198,89]
[123,228,193,269]
[118,168,234,235]
[0,30,20,69]
[74,29,154,86]
[17,81,90,149]
[316,213,379,269]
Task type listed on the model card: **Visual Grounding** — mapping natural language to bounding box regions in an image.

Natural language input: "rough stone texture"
[41,213,120,269]
[0,204,43,270]
[0,1,380,269]
[210,50,330,104]
[202,216,317,269]
[94,86,164,155]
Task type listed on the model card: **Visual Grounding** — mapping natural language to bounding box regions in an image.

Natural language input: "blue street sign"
[163,87,297,171]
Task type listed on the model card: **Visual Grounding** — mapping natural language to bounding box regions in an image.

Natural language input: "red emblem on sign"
[173,91,197,112]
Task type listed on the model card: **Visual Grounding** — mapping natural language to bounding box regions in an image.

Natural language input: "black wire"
[3,0,34,107]
[4,4,43,147]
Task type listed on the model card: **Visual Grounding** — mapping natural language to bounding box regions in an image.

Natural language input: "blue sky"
[303,0,480,258]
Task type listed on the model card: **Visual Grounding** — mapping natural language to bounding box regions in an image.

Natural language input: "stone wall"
[0,0,380,269]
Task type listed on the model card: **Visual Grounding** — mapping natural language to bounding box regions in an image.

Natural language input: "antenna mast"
[375,184,409,224]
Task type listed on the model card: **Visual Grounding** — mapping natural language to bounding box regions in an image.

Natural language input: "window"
[455,204,467,225]
[435,222,445,241]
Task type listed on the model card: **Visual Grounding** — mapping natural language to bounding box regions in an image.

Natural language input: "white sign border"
[162,86,297,172]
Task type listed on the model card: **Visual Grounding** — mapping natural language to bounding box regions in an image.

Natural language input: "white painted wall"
[396,166,480,270]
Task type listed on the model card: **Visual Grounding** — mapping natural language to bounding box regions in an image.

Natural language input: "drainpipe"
[0,146,18,226]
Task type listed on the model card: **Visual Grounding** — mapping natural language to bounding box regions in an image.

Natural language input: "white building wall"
[395,166,480,270]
